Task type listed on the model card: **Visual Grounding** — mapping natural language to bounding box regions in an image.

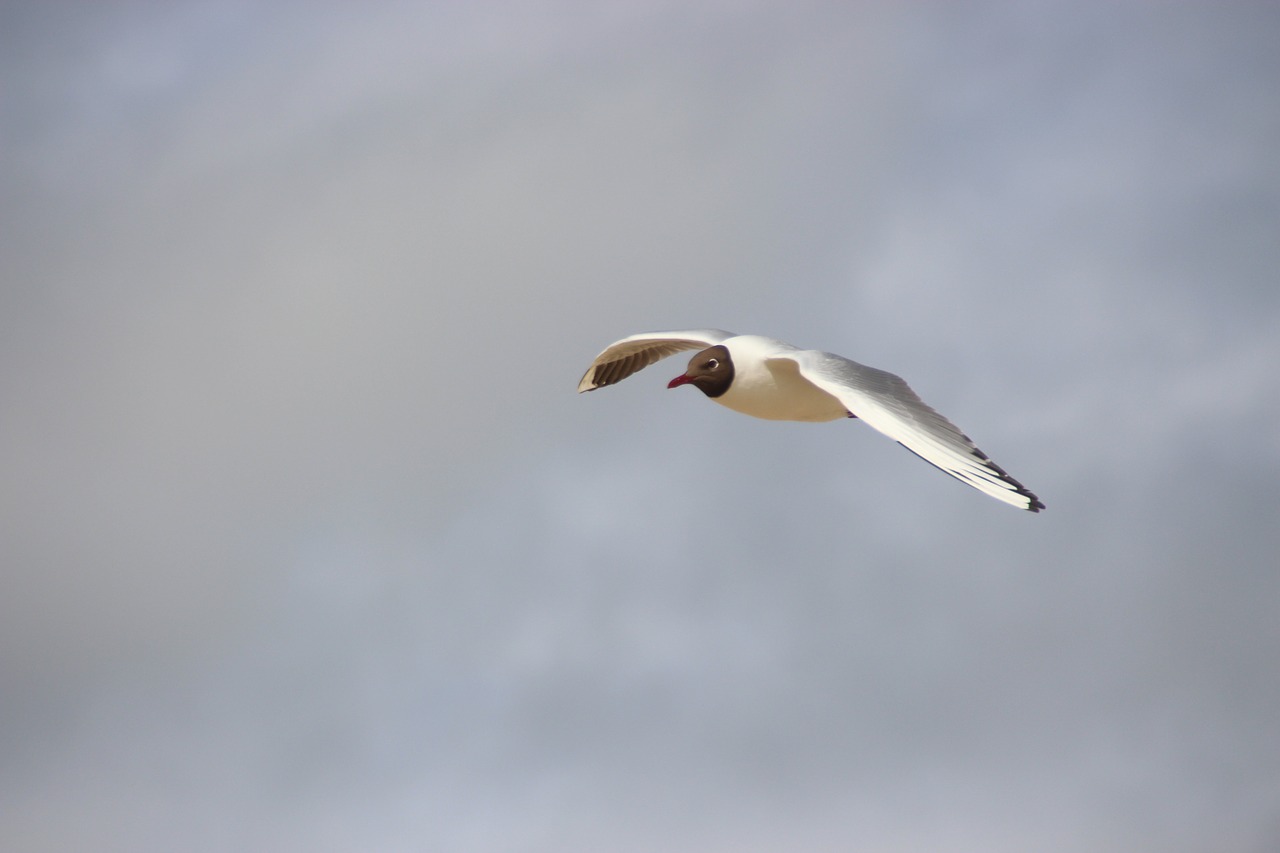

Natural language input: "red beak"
[667,373,693,389]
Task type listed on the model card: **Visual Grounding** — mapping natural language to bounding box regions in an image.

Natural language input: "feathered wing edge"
[577,330,735,392]
[781,352,1044,512]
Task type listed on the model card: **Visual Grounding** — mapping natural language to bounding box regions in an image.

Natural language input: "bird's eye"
[706,358,719,369]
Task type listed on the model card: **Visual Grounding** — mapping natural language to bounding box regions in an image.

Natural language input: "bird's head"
[668,345,734,398]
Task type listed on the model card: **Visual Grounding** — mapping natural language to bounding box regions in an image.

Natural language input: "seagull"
[578,330,1044,512]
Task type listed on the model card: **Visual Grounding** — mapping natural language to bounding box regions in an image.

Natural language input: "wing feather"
[780,351,1044,512]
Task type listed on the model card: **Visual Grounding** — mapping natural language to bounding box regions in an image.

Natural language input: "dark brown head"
[667,345,734,398]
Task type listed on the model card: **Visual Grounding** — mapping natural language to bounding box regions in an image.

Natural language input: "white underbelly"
[713,358,848,422]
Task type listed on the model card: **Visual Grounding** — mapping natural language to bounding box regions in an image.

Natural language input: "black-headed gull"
[578,330,1044,512]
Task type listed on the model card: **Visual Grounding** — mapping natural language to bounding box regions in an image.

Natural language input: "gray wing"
[577,330,735,393]
[779,350,1044,512]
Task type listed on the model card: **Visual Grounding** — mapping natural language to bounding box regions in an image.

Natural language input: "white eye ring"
[706,358,718,369]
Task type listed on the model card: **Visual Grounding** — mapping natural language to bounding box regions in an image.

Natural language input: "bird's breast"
[713,355,848,422]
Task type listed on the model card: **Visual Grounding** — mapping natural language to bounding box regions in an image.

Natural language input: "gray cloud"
[2,2,1278,851]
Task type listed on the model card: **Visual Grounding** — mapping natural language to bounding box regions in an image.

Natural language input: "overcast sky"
[3,2,1279,851]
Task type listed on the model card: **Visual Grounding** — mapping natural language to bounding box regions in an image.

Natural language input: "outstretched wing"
[778,350,1044,512]
[577,330,735,393]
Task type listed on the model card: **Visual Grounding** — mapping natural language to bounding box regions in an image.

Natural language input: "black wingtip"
[895,440,1044,512]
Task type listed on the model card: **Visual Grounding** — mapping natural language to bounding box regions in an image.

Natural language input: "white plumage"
[579,330,1044,512]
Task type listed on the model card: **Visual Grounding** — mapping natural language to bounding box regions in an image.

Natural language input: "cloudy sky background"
[3,2,1279,850]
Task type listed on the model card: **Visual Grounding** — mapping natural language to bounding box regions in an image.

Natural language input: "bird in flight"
[578,330,1044,512]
